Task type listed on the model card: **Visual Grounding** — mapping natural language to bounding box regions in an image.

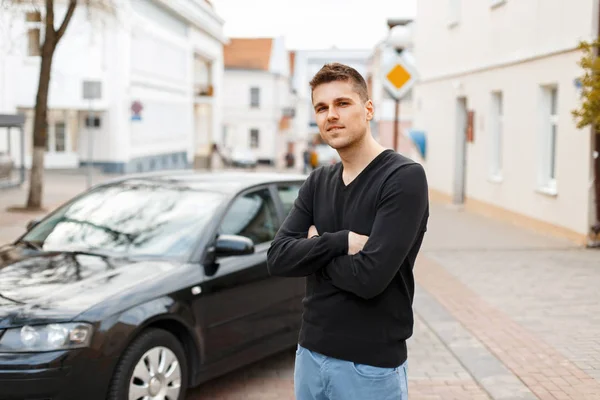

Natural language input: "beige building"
[413,0,598,244]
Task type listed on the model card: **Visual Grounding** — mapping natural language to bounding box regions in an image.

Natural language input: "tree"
[572,39,600,241]
[2,0,113,210]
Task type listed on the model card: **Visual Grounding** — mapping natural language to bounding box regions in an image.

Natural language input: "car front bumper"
[0,350,116,400]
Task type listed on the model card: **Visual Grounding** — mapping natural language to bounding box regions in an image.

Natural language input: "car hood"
[0,244,181,328]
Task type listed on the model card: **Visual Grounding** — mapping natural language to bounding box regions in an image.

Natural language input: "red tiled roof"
[224,38,273,71]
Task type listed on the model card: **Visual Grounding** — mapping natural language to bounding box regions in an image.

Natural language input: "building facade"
[222,37,293,166]
[0,0,226,173]
[413,0,598,243]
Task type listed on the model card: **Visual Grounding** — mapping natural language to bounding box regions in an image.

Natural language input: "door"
[197,187,288,364]
[453,97,468,205]
[43,110,78,168]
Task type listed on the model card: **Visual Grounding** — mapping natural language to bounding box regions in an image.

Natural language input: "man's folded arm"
[267,175,349,277]
[323,164,429,299]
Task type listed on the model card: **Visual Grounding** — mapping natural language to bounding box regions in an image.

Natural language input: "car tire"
[107,328,189,400]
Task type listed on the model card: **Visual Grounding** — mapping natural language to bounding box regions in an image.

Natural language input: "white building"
[0,0,226,173]
[413,0,598,244]
[221,37,293,167]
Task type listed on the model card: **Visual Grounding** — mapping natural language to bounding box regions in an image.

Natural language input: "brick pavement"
[418,204,600,400]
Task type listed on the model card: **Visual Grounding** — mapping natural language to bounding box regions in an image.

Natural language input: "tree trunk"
[25,0,77,209]
[26,36,55,209]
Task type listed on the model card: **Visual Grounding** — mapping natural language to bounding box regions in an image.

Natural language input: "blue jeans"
[294,345,409,400]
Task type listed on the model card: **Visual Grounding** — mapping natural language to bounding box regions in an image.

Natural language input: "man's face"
[312,80,374,150]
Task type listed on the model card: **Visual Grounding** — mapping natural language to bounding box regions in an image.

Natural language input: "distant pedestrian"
[285,151,295,169]
[302,148,310,174]
[267,63,429,400]
[309,148,318,170]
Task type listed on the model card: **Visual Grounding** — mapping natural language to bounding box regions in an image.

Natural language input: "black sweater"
[267,149,429,368]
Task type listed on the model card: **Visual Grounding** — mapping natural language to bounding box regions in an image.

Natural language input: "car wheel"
[107,328,188,400]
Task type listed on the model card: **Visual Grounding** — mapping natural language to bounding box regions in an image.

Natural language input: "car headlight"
[0,323,93,352]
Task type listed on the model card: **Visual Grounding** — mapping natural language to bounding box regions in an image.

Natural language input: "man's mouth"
[327,126,344,131]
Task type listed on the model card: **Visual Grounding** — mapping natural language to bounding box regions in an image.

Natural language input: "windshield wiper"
[0,293,25,305]
[15,239,43,251]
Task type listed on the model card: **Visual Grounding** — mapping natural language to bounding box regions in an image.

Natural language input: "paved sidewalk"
[415,204,600,400]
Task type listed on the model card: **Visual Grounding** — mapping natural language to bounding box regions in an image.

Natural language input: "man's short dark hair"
[309,63,369,103]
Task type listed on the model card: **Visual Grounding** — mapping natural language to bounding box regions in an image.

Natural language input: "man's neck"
[338,135,387,176]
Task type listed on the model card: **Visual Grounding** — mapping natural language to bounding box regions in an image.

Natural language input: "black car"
[0,171,306,400]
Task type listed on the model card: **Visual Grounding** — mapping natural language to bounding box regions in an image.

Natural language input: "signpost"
[382,50,418,151]
[82,80,101,188]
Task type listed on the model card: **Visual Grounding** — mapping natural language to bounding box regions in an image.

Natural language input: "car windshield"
[21,180,225,258]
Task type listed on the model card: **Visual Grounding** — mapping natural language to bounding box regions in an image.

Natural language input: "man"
[266,63,429,400]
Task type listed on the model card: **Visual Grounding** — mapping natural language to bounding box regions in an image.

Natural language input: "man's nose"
[326,107,339,121]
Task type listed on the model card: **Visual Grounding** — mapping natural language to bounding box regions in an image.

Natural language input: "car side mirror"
[26,218,41,231]
[215,234,254,257]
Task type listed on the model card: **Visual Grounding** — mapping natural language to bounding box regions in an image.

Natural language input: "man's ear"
[365,99,375,121]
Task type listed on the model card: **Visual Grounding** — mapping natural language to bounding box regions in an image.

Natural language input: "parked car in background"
[0,171,306,400]
[230,147,258,168]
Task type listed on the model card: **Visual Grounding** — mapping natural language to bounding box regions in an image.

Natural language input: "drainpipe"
[591,0,600,244]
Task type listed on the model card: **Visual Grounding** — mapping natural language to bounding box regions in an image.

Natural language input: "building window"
[250,129,259,148]
[538,86,558,194]
[448,0,460,26]
[26,11,42,57]
[489,92,503,180]
[194,56,213,96]
[55,122,66,152]
[250,87,260,108]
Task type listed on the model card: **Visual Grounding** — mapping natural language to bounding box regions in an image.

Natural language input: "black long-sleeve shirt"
[267,149,429,368]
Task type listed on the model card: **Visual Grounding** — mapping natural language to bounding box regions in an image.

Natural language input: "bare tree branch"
[43,0,54,47]
[54,0,76,43]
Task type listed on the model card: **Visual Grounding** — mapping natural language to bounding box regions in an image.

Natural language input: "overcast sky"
[211,0,417,50]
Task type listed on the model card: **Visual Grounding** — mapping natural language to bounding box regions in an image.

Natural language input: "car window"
[22,180,225,258]
[276,184,302,217]
[219,189,278,245]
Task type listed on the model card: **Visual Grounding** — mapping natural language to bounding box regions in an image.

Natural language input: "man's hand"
[308,225,319,238]
[348,231,369,255]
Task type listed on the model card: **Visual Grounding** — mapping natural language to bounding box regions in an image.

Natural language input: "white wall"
[11,6,111,111]
[190,26,224,149]
[415,0,596,81]
[128,0,193,161]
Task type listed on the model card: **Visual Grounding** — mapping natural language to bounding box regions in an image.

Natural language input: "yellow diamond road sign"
[382,52,418,100]
[386,65,411,90]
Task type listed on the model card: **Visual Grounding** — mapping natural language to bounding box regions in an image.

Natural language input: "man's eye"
[317,108,326,112]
